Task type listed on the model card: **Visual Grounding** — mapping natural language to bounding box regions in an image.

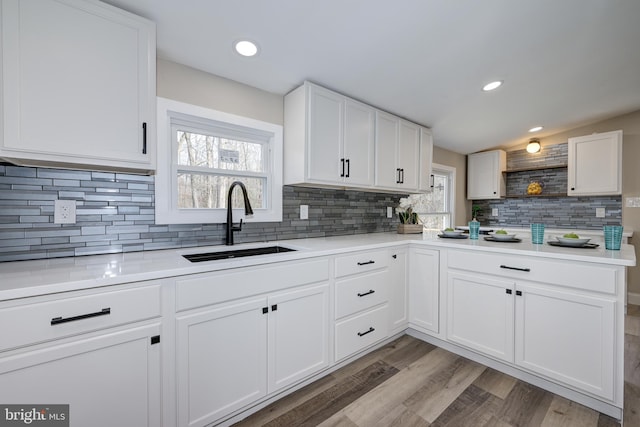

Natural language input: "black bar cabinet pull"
[340,159,345,177]
[271,304,278,311]
[506,289,512,294]
[430,174,435,188]
[51,307,111,326]
[357,290,375,297]
[516,290,523,296]
[400,168,404,183]
[357,327,375,337]
[396,168,402,183]
[357,260,375,266]
[142,122,147,154]
[345,159,350,177]
[499,265,531,272]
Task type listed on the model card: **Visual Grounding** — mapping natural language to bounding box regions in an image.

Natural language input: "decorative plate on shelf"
[527,181,543,195]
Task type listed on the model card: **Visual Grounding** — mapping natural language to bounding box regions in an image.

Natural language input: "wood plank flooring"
[234,305,640,427]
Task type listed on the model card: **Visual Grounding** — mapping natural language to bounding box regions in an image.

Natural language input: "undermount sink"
[183,246,296,262]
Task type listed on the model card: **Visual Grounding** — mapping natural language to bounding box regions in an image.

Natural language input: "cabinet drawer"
[335,250,389,278]
[335,270,388,319]
[447,249,618,294]
[176,258,329,311]
[0,284,161,352]
[335,304,389,361]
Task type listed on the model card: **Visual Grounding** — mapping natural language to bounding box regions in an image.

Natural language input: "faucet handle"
[233,218,243,232]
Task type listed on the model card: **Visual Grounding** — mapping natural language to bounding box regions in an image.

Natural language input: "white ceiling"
[104,0,640,154]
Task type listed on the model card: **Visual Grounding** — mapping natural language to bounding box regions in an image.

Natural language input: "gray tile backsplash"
[472,143,622,228]
[0,164,402,262]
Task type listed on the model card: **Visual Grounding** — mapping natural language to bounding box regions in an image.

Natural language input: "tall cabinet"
[467,150,506,199]
[0,0,156,173]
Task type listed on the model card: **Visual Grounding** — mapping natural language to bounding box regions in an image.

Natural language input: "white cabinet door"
[375,113,421,192]
[0,0,156,172]
[467,150,506,199]
[515,282,616,400]
[447,271,514,362]
[176,297,268,427]
[397,120,421,190]
[0,324,161,427]
[374,110,400,188]
[268,283,330,393]
[343,99,375,186]
[567,130,622,196]
[388,249,408,333]
[419,127,434,192]
[409,248,440,334]
[307,85,344,184]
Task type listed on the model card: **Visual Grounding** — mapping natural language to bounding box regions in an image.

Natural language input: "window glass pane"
[176,131,264,173]
[177,174,265,209]
[419,214,449,231]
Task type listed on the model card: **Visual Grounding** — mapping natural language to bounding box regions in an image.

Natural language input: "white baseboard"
[629,292,640,306]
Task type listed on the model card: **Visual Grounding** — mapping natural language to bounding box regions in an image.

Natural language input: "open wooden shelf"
[505,193,567,198]
[504,164,567,173]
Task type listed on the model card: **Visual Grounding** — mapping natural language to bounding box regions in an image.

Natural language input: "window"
[156,97,283,224]
[416,164,455,231]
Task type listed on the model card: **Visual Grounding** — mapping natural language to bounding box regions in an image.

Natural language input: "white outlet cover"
[299,204,309,220]
[387,207,393,218]
[595,207,606,218]
[626,197,640,208]
[491,208,499,217]
[54,199,77,224]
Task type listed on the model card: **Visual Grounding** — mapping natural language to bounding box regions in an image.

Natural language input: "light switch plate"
[300,204,309,220]
[626,197,640,208]
[596,207,606,218]
[491,208,499,217]
[54,199,76,224]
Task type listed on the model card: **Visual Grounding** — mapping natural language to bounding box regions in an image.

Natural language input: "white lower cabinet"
[334,250,391,362]
[408,248,439,334]
[447,271,514,362]
[175,282,329,427]
[514,282,615,400]
[388,248,409,334]
[0,283,162,427]
[445,249,620,403]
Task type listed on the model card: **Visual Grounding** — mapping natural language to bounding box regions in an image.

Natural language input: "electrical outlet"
[54,199,76,224]
[387,207,393,218]
[299,204,309,220]
[491,208,499,217]
[595,207,606,218]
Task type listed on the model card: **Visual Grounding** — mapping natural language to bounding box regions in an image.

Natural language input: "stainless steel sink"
[183,246,296,262]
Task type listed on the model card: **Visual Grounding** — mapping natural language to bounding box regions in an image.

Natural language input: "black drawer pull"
[357,327,375,337]
[357,260,375,266]
[506,289,512,294]
[500,265,531,272]
[357,290,375,297]
[51,307,111,325]
[516,290,523,296]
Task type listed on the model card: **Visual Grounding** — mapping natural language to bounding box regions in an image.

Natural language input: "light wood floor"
[234,305,640,427]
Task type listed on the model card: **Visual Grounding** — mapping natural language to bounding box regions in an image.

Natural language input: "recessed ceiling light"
[529,126,543,132]
[482,81,503,91]
[234,40,259,57]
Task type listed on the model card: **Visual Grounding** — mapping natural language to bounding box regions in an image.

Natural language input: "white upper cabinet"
[419,127,434,192]
[467,150,506,200]
[375,112,421,192]
[0,0,156,173]
[567,130,622,196]
[285,82,375,188]
[285,81,432,193]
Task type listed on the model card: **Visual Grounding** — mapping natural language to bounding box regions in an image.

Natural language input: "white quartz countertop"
[0,231,635,301]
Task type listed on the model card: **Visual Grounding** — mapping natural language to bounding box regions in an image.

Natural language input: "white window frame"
[418,163,456,229]
[155,97,283,224]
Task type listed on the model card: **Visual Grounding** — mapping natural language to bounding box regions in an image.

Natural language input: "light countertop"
[0,232,635,301]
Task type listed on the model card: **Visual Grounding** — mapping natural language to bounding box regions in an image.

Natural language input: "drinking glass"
[603,225,623,250]
[530,223,545,244]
